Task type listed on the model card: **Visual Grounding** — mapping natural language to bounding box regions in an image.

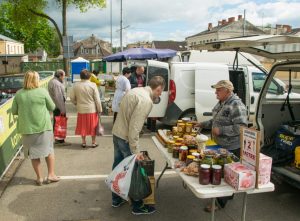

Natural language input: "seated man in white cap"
[197,80,248,211]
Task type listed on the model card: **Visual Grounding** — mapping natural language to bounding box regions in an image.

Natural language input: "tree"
[7,0,106,75]
[0,2,60,56]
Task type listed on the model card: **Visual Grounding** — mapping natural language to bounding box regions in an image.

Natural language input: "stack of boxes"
[224,128,272,190]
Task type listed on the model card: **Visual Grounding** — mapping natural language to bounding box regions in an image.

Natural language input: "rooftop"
[0,34,22,43]
[152,40,187,51]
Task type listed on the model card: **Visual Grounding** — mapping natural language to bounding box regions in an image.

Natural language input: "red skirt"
[75,113,99,136]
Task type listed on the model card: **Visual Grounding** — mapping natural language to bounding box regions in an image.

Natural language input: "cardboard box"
[224,162,256,191]
[258,153,272,186]
[143,176,155,205]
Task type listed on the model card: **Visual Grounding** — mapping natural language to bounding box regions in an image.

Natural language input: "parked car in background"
[0,74,24,94]
[38,71,55,79]
[0,71,54,95]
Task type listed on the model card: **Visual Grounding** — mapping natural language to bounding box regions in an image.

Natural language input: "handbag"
[96,114,104,136]
[54,114,68,140]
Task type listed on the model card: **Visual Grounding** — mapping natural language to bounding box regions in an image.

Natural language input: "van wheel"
[180,110,197,121]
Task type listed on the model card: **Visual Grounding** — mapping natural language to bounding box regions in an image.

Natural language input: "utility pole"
[62,0,69,76]
[120,0,123,52]
[110,0,113,73]
[119,0,123,73]
[262,12,264,32]
[243,9,246,36]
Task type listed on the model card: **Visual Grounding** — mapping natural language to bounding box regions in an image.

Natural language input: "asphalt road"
[0,101,300,221]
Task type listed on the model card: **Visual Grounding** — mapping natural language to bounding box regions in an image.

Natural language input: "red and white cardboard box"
[258,153,272,186]
[224,162,256,191]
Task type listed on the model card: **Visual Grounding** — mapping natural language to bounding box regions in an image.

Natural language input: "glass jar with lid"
[212,165,222,185]
[186,155,196,166]
[177,123,186,134]
[185,123,193,134]
[199,164,211,185]
[167,141,175,153]
[179,146,188,162]
[172,147,179,158]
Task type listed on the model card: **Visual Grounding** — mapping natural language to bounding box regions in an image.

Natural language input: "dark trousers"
[53,108,65,143]
[217,148,240,208]
[112,135,143,209]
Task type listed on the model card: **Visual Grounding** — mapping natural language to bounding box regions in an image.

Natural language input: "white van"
[130,51,291,126]
[201,34,300,188]
[144,51,289,125]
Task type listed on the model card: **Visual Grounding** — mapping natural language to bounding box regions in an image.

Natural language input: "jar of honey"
[186,155,196,166]
[173,136,179,142]
[167,141,175,153]
[176,138,184,143]
[185,123,193,134]
[177,123,186,134]
[192,152,201,159]
[189,149,198,155]
[179,146,188,162]
[172,127,178,136]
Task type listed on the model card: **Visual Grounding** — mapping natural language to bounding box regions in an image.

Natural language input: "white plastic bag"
[105,154,137,200]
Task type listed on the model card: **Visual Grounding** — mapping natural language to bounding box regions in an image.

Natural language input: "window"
[98,48,100,54]
[252,72,280,94]
[85,49,89,54]
[147,66,169,91]
[81,47,84,54]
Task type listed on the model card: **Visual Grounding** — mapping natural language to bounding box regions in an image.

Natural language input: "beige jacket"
[70,80,102,114]
[112,86,153,153]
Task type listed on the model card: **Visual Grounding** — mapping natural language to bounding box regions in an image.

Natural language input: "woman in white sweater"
[70,69,102,148]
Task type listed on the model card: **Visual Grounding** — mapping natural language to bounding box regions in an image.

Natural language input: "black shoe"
[132,205,156,215]
[112,199,126,208]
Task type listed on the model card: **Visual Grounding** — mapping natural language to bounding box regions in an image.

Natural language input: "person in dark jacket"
[129,66,145,88]
[197,80,248,212]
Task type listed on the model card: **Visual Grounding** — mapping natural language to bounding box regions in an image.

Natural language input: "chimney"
[228,17,235,23]
[222,19,227,25]
[208,23,213,31]
[238,15,243,21]
[218,20,222,26]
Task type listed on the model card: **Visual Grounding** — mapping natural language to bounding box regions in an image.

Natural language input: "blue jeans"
[112,135,143,209]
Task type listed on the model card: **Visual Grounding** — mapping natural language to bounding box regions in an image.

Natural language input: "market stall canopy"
[198,35,300,60]
[103,48,177,62]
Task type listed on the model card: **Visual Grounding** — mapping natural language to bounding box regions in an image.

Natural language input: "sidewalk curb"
[0,157,24,198]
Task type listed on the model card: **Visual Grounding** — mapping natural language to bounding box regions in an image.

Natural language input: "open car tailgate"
[199,35,300,60]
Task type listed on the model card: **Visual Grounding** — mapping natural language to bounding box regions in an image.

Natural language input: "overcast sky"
[47,0,300,46]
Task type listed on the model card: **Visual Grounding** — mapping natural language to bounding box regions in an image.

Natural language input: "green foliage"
[0,2,60,55]
[1,0,106,57]
[56,0,106,12]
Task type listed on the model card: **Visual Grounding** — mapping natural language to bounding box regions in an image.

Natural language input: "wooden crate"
[143,176,155,205]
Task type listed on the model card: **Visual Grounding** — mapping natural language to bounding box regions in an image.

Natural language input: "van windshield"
[252,72,280,94]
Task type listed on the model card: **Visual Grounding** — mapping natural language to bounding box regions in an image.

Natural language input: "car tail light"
[168,79,176,104]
